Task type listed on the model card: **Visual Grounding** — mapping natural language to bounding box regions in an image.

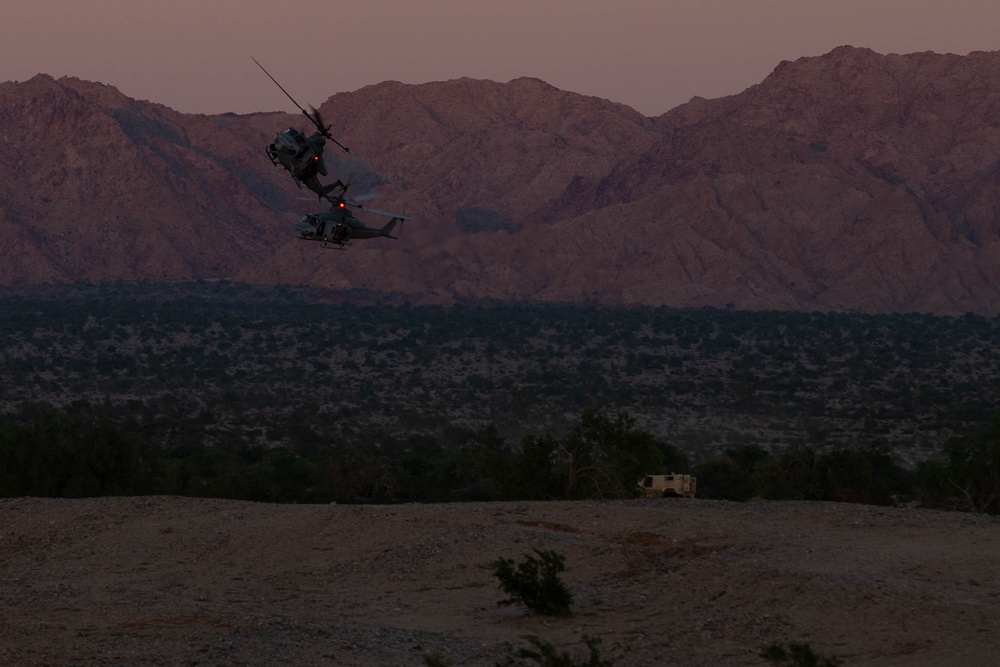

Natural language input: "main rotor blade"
[356,205,413,220]
[252,57,307,115]
[253,58,353,154]
[347,191,380,203]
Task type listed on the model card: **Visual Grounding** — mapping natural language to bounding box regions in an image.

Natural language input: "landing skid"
[297,233,348,249]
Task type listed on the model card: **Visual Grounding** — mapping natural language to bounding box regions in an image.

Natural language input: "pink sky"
[3,0,1000,117]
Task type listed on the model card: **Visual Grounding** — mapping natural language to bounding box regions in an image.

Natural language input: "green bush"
[692,455,750,500]
[494,549,573,616]
[760,641,842,667]
[0,409,142,498]
[423,653,453,667]
[940,414,1000,514]
[495,635,612,667]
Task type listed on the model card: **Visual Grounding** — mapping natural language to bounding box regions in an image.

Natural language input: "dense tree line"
[4,283,1000,461]
[4,282,1000,510]
[2,403,998,514]
[0,406,143,498]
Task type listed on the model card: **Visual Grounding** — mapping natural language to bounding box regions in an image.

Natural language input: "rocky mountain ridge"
[3,46,1000,314]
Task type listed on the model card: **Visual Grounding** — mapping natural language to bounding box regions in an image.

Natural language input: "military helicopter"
[252,57,351,199]
[295,184,410,248]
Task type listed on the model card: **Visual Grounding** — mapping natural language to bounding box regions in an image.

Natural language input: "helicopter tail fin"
[381,217,401,239]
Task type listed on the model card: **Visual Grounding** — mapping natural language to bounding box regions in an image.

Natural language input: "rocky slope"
[3,47,1000,313]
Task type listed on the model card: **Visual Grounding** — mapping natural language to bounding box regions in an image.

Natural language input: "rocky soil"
[2,496,998,666]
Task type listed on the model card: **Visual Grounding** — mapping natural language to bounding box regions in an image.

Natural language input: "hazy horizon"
[3,0,1000,117]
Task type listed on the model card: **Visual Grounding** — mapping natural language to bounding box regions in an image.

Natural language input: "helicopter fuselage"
[267,128,328,180]
[295,206,400,247]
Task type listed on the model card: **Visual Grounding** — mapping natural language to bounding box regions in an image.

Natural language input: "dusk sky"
[3,0,1000,117]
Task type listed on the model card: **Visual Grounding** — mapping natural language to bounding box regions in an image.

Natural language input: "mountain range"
[3,45,1000,315]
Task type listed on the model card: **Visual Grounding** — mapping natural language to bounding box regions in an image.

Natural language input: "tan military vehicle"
[638,474,697,498]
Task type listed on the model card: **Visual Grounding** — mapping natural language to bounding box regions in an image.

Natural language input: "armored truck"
[638,474,697,498]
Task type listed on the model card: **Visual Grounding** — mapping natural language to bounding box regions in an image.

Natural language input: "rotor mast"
[252,57,351,153]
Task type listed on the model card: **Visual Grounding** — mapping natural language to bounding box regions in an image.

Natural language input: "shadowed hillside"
[3,47,1000,313]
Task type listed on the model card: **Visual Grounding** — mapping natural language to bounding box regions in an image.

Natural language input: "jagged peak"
[504,76,556,90]
[0,72,137,110]
[823,44,881,59]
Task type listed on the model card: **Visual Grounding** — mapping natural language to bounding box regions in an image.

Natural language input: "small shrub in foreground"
[423,653,453,667]
[493,549,573,616]
[760,641,843,667]
[495,635,612,667]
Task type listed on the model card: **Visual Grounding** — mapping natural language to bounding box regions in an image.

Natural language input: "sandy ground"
[1,496,998,666]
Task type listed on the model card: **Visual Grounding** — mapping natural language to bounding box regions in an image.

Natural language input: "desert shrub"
[423,653,453,667]
[556,408,665,499]
[692,455,750,500]
[760,641,842,667]
[0,408,142,497]
[915,458,954,509]
[495,635,612,667]
[939,413,1000,514]
[494,549,573,616]
[753,449,824,500]
[815,446,915,505]
[509,434,562,500]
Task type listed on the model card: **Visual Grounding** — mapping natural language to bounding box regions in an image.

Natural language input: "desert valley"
[2,46,1000,665]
